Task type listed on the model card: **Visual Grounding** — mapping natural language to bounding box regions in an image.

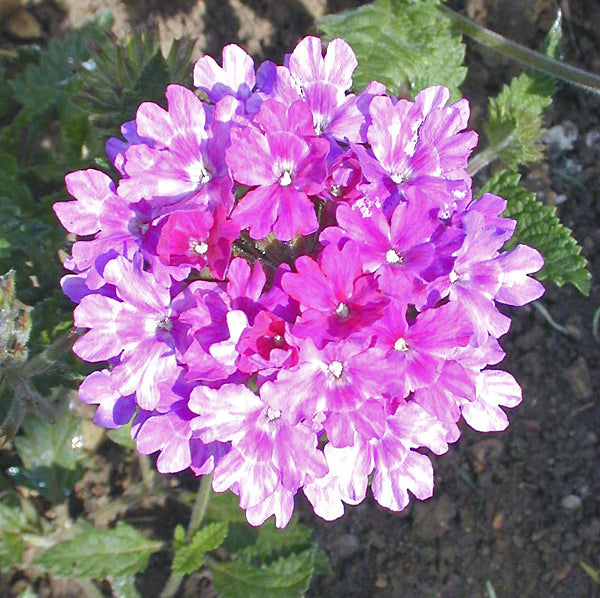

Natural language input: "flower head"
[57,36,544,528]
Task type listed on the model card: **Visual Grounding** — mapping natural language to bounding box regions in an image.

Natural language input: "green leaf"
[482,171,590,295]
[206,490,247,524]
[14,409,82,470]
[11,409,84,500]
[35,521,162,579]
[237,517,312,564]
[74,25,195,136]
[0,533,25,569]
[109,575,141,598]
[209,549,316,598]
[0,495,35,568]
[483,12,562,169]
[317,0,466,99]
[106,416,136,450]
[172,522,228,576]
[9,14,111,123]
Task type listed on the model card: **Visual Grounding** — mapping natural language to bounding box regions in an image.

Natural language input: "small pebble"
[561,494,582,511]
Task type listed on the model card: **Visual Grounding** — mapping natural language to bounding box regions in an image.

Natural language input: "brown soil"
[2,0,600,596]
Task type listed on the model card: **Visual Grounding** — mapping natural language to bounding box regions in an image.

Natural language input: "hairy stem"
[160,474,213,598]
[439,5,600,95]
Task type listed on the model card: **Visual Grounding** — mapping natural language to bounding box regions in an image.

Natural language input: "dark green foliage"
[35,521,163,578]
[11,410,84,501]
[482,171,590,295]
[74,25,196,136]
[483,11,563,169]
[317,0,466,99]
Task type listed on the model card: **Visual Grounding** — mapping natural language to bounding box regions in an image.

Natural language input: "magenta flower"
[119,85,235,213]
[156,207,239,279]
[189,383,327,527]
[73,255,191,410]
[282,242,388,347]
[56,37,547,529]
[226,99,329,240]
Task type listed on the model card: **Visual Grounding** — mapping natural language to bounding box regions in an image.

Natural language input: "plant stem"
[160,474,213,598]
[185,473,213,541]
[439,5,600,95]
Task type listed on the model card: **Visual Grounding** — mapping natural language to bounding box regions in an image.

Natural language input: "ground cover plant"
[0,0,598,596]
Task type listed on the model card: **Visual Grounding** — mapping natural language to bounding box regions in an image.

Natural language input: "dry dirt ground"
[2,0,600,596]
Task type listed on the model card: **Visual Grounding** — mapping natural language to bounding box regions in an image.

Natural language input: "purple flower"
[73,255,191,410]
[226,99,329,240]
[194,44,256,103]
[372,300,473,395]
[282,242,388,347]
[119,85,235,213]
[189,383,327,527]
[57,36,548,528]
[261,335,392,448]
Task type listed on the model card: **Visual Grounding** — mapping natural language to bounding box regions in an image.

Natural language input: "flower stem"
[439,5,600,95]
[160,474,213,598]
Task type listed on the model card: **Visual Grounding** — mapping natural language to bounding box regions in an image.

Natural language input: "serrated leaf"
[0,495,34,568]
[14,409,82,470]
[317,0,466,99]
[209,549,316,598]
[483,12,562,169]
[0,530,26,569]
[172,522,228,576]
[11,409,84,500]
[206,490,247,523]
[482,171,590,295]
[35,521,162,579]
[237,517,312,564]
[10,16,110,122]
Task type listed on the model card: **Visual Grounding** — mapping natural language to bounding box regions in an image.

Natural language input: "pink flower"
[227,100,329,240]
[282,242,388,347]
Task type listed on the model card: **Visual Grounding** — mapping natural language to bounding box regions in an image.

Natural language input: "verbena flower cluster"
[55,37,544,527]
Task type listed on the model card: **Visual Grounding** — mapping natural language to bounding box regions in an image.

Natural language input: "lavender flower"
[56,35,545,528]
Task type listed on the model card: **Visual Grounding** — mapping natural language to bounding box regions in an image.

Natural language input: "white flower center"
[190,162,212,186]
[266,407,281,422]
[279,170,293,187]
[394,337,408,352]
[314,117,328,135]
[330,184,342,197]
[191,240,209,255]
[335,302,349,319]
[328,360,344,379]
[273,334,284,346]
[156,317,173,333]
[449,270,459,284]
[385,249,403,265]
[390,165,412,185]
